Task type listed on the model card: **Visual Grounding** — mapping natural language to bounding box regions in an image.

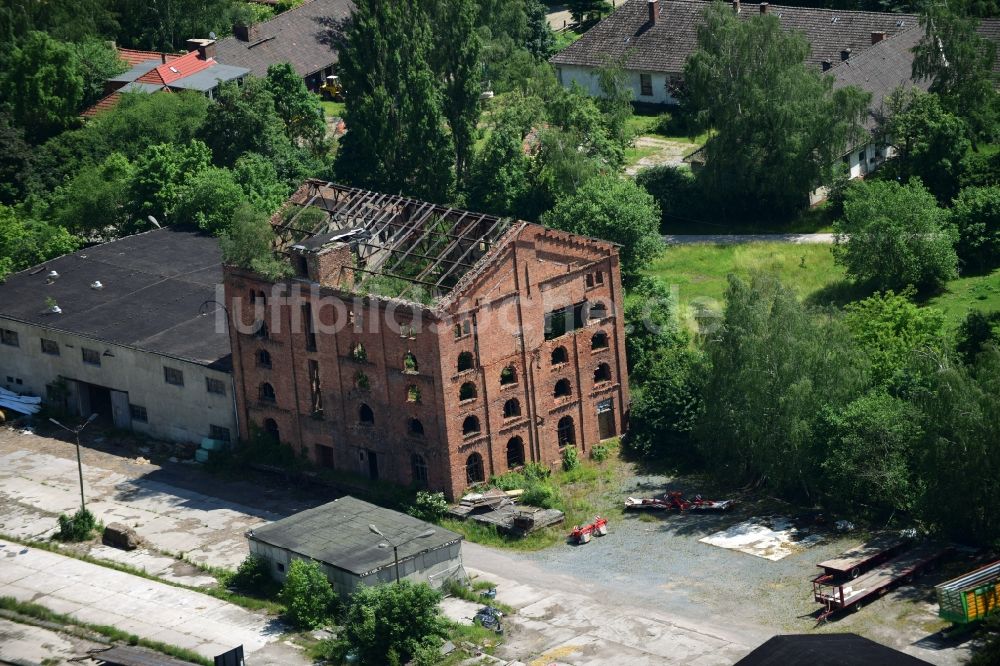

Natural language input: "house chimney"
[822,59,832,71]
[233,23,260,42]
[648,0,659,25]
[759,2,769,13]
[840,48,852,61]
[186,38,216,60]
[732,0,740,11]
[871,31,886,44]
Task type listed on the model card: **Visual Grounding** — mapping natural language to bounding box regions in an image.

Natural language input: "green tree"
[541,176,661,284]
[525,1,555,58]
[950,185,1000,273]
[0,114,34,205]
[624,347,703,460]
[594,60,634,161]
[818,391,924,515]
[0,31,85,142]
[912,0,997,143]
[423,0,482,186]
[265,63,326,152]
[73,39,127,108]
[336,0,454,201]
[199,78,293,169]
[0,204,80,281]
[843,290,945,389]
[129,140,212,224]
[877,90,970,203]
[220,204,292,280]
[172,167,246,233]
[233,153,291,215]
[832,179,958,293]
[684,2,870,217]
[956,310,1000,365]
[49,153,136,236]
[623,276,687,384]
[566,0,612,24]
[112,0,244,51]
[0,0,118,43]
[694,274,867,498]
[335,581,448,666]
[278,559,336,629]
[467,122,536,217]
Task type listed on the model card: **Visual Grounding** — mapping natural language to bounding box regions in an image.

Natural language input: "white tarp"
[699,517,824,561]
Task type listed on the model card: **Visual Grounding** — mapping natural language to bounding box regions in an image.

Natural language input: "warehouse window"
[466,453,484,484]
[462,415,480,436]
[259,382,276,402]
[359,403,374,424]
[459,381,477,401]
[507,437,525,468]
[1,329,19,347]
[591,331,609,350]
[554,378,572,398]
[164,367,184,386]
[412,454,428,485]
[82,348,101,366]
[558,416,576,447]
[457,351,474,372]
[209,425,231,441]
[40,338,59,355]
[129,404,148,422]
[499,365,517,386]
[206,377,226,395]
[551,346,568,365]
[594,363,612,384]
[503,398,521,419]
[257,349,271,368]
[407,418,424,437]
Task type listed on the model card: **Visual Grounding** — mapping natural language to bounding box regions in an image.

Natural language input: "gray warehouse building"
[246,496,466,595]
[0,228,237,444]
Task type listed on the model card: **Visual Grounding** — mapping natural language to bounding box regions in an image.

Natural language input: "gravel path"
[625,136,702,176]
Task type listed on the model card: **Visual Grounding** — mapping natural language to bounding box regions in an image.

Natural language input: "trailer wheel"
[850,567,860,579]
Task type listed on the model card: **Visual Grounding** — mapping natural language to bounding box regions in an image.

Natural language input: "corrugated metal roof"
[248,496,462,576]
[168,64,250,91]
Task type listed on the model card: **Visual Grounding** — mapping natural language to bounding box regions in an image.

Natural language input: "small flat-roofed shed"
[246,496,465,595]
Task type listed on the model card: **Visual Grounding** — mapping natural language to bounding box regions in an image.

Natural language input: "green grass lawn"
[625,109,710,146]
[926,268,1000,328]
[320,99,345,118]
[647,242,847,332]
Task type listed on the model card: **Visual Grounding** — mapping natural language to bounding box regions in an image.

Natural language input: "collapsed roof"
[273,180,521,305]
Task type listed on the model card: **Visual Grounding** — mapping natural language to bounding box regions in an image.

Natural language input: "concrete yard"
[0,426,980,665]
[0,616,104,665]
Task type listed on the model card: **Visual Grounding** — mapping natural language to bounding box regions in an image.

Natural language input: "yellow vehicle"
[320,75,344,101]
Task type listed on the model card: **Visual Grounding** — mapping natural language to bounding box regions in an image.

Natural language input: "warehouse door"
[110,390,131,429]
[367,450,379,480]
[597,399,615,440]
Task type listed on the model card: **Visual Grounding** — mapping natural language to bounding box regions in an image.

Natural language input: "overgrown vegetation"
[278,559,337,629]
[55,508,99,542]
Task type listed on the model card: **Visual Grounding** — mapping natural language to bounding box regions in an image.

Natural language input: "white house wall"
[0,318,236,443]
[556,65,680,105]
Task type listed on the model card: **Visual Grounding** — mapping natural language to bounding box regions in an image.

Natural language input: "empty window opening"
[403,352,418,373]
[164,366,183,385]
[309,359,322,414]
[412,454,428,485]
[408,418,424,437]
[263,418,280,443]
[463,415,481,436]
[259,382,276,402]
[594,363,612,383]
[41,339,59,355]
[466,452,485,484]
[355,371,370,390]
[551,346,568,365]
[257,349,272,367]
[588,301,609,321]
[359,403,374,424]
[558,416,576,447]
[554,378,572,398]
[459,381,477,401]
[457,351,474,372]
[592,331,609,350]
[407,384,420,402]
[506,437,525,468]
[503,398,521,419]
[82,348,101,366]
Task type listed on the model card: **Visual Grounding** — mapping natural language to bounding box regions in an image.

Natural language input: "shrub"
[407,491,448,523]
[56,508,98,542]
[278,559,336,629]
[590,444,610,462]
[561,446,580,471]
[521,483,559,509]
[227,554,273,597]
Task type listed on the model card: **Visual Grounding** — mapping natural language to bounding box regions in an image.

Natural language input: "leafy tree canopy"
[266,63,327,152]
[541,176,661,285]
[129,140,212,224]
[833,179,958,293]
[950,185,1000,274]
[684,2,870,217]
[49,153,136,237]
[277,559,336,629]
[0,204,80,281]
[112,0,246,51]
[956,309,1000,365]
[220,205,292,280]
[172,166,246,233]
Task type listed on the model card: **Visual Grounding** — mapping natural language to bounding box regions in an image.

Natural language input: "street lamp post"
[49,413,98,513]
[368,524,436,584]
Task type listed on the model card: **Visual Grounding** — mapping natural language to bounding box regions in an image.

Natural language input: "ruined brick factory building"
[224,181,629,499]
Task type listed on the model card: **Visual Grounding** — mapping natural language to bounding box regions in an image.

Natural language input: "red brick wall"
[223,223,630,501]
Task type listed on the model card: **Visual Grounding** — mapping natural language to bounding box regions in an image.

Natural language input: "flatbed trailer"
[815,534,911,579]
[937,559,1000,624]
[813,543,949,622]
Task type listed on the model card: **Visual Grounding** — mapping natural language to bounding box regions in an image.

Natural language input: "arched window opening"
[408,418,424,437]
[466,453,485,484]
[359,403,374,424]
[257,349,271,368]
[262,418,279,443]
[506,437,525,468]
[412,454,428,485]
[594,363,612,383]
[588,300,609,321]
[459,381,477,401]
[403,351,418,373]
[253,321,269,340]
[259,382,276,402]
[503,398,521,419]
[558,416,576,447]
[457,351,474,372]
[500,365,517,386]
[551,346,568,365]
[591,331,609,350]
[407,384,420,402]
[462,415,480,436]
[352,342,367,361]
[554,378,572,398]
[355,371,370,391]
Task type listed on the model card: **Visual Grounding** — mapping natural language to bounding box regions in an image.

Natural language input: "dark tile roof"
[247,496,462,576]
[736,633,931,665]
[0,228,231,370]
[551,0,1000,74]
[214,0,354,78]
[830,27,930,131]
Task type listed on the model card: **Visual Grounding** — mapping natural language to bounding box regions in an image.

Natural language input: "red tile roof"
[117,48,178,67]
[81,92,123,118]
[137,50,214,86]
